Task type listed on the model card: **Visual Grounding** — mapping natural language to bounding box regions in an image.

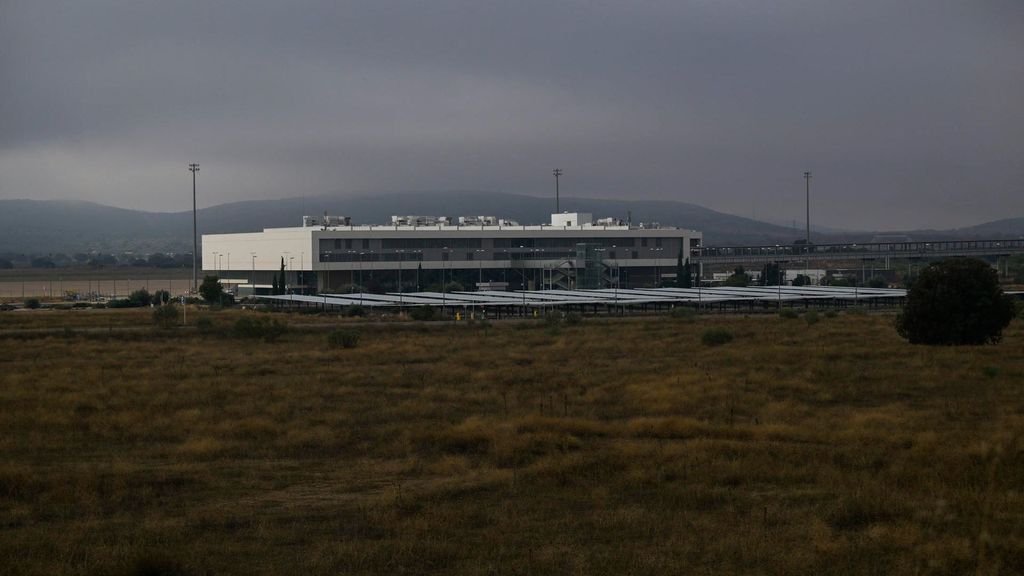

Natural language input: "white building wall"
[202,228,314,274]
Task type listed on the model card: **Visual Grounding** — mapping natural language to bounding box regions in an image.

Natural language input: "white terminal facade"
[202,212,702,294]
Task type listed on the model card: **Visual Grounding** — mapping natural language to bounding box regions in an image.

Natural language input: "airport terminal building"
[201,212,702,294]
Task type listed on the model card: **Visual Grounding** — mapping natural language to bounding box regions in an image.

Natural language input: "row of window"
[321,236,676,251]
[319,249,653,263]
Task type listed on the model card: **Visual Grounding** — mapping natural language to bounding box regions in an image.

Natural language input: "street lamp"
[357,252,364,293]
[396,249,405,309]
[474,248,486,286]
[441,246,451,317]
[188,162,199,293]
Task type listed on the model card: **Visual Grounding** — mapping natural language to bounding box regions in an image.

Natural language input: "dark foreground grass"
[0,310,1022,575]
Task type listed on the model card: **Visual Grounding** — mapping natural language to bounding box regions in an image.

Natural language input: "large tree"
[761,262,781,286]
[896,258,1015,345]
[199,275,224,304]
[724,266,751,287]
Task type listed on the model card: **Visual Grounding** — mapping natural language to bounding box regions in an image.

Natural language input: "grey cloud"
[0,0,1022,229]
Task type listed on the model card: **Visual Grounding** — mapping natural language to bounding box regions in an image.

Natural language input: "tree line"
[0,252,193,270]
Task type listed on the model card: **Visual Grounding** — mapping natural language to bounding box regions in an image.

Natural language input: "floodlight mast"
[553,168,563,213]
[189,163,200,293]
[804,171,811,251]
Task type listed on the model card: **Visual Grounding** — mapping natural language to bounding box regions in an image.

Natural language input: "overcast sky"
[1,1,1021,230]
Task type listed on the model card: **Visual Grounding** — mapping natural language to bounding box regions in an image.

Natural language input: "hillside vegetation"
[0,310,1022,575]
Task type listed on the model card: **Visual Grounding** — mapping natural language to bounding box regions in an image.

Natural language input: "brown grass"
[0,309,1022,575]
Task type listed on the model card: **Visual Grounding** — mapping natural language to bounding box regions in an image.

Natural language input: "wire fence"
[0,278,193,300]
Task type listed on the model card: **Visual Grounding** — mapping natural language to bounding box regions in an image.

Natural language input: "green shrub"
[824,310,838,319]
[409,306,438,321]
[896,258,1015,345]
[152,304,178,329]
[779,309,798,319]
[670,307,698,321]
[23,298,41,309]
[327,328,360,349]
[152,290,172,305]
[195,316,215,334]
[563,312,583,326]
[805,310,820,325]
[128,289,152,307]
[701,328,734,347]
[234,316,287,342]
[344,305,366,317]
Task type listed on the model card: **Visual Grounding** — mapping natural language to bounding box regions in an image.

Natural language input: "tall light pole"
[189,163,199,293]
[553,168,563,213]
[804,170,812,250]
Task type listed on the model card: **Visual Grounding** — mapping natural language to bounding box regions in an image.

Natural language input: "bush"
[866,276,887,288]
[563,312,583,326]
[195,316,215,334]
[824,310,838,319]
[23,298,41,310]
[896,258,1015,345]
[409,306,438,321]
[805,310,820,325]
[106,298,134,309]
[670,306,698,321]
[152,304,178,329]
[344,305,366,317]
[779,309,799,319]
[128,289,152,307]
[701,328,734,346]
[234,316,287,342]
[327,328,360,349]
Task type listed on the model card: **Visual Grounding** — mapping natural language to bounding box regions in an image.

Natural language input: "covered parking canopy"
[256,285,906,310]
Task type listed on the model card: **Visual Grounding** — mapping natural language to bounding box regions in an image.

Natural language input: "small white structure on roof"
[551,212,593,227]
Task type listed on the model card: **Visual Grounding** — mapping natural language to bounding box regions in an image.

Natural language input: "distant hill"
[0,191,1021,255]
[0,199,192,255]
[950,217,1024,238]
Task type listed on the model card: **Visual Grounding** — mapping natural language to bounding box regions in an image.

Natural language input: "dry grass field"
[0,309,1022,575]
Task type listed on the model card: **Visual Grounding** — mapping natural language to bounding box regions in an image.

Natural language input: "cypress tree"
[681,259,693,288]
[676,249,685,287]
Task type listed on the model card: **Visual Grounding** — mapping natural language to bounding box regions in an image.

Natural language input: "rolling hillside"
[1,191,1020,255]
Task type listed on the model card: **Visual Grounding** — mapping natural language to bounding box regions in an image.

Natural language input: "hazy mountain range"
[1,191,1022,255]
